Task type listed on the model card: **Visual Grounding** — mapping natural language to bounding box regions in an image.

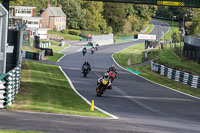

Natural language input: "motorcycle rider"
[108,65,117,73]
[82,47,87,56]
[95,43,99,51]
[107,65,117,83]
[82,60,91,72]
[91,46,95,54]
[97,72,112,90]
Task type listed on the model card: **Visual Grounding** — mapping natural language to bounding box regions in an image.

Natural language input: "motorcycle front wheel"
[96,86,105,97]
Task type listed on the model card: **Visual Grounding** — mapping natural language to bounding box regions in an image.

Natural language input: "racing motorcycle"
[82,65,89,77]
[82,48,87,56]
[91,47,95,54]
[96,78,110,97]
[108,71,117,83]
[95,44,99,51]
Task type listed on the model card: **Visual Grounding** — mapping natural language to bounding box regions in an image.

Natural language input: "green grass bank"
[10,61,108,117]
[113,43,200,98]
[48,31,82,40]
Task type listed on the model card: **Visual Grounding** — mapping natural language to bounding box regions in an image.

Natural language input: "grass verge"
[10,61,108,117]
[153,18,181,41]
[48,31,82,40]
[114,22,153,44]
[128,65,200,98]
[41,40,69,62]
[45,44,69,62]
[143,23,154,34]
[113,43,145,65]
[22,46,42,53]
[113,43,200,98]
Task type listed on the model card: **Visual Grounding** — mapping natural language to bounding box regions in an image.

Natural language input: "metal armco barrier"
[40,42,51,48]
[151,61,200,89]
[0,74,7,108]
[0,58,22,109]
[22,50,45,60]
[91,33,114,46]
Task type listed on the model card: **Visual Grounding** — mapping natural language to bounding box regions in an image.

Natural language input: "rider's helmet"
[85,60,88,64]
[111,65,115,70]
[104,72,109,78]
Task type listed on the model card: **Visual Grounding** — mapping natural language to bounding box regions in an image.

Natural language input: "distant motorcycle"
[82,65,90,77]
[82,48,87,56]
[91,47,95,54]
[95,44,99,51]
[96,77,110,97]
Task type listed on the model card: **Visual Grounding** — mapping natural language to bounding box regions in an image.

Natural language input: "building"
[40,4,66,31]
[9,6,50,40]
[184,35,200,63]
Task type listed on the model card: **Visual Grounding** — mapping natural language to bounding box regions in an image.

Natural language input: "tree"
[103,3,126,33]
[80,1,110,33]
[188,9,200,35]
[59,0,87,30]
[10,0,24,6]
[172,32,180,44]
[124,4,157,32]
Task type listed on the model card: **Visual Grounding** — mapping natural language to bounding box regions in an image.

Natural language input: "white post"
[0,4,8,73]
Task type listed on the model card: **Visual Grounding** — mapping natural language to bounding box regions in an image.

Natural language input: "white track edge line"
[148,23,154,34]
[111,51,200,101]
[57,44,72,62]
[13,110,115,120]
[59,66,119,119]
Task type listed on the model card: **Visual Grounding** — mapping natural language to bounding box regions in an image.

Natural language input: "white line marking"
[14,110,116,120]
[57,44,71,62]
[148,23,155,34]
[111,47,200,101]
[59,66,119,119]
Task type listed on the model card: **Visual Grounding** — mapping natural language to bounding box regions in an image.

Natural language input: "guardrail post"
[0,74,8,108]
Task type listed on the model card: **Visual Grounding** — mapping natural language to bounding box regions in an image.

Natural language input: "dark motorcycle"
[82,65,89,77]
[96,78,109,97]
[95,44,99,51]
[91,47,95,54]
[82,49,87,56]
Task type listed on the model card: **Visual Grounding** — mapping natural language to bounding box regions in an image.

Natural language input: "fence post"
[0,74,8,108]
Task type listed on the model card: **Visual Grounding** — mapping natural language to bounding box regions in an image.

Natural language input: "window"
[34,22,38,24]
[62,25,65,29]
[9,19,12,27]
[27,9,31,14]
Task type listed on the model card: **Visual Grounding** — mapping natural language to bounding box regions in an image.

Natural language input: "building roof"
[10,6,36,9]
[49,7,66,17]
[10,16,43,20]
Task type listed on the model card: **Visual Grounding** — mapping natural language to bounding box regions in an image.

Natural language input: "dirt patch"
[128,58,131,65]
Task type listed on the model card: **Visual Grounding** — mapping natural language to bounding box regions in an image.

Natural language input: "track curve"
[58,20,200,133]
[0,20,200,133]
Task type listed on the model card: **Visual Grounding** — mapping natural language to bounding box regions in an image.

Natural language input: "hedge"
[68,29,81,36]
[61,29,69,34]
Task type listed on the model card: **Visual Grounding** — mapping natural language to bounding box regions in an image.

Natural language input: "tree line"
[10,0,157,35]
[156,6,200,35]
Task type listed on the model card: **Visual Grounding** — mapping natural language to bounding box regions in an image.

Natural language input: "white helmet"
[104,72,109,78]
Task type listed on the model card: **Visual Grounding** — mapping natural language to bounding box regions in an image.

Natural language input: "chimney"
[59,4,62,8]
[47,0,51,8]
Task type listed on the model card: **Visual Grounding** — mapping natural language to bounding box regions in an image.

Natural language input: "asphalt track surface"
[0,20,200,133]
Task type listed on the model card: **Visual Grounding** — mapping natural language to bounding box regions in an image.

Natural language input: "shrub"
[68,29,81,36]
[61,29,69,34]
